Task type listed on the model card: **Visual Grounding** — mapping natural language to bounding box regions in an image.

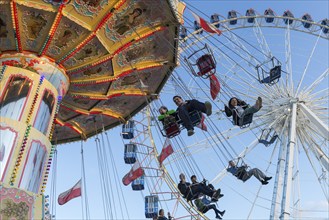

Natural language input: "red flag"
[196,114,208,131]
[158,138,174,165]
[58,179,82,205]
[122,161,144,186]
[210,75,220,100]
[191,12,222,35]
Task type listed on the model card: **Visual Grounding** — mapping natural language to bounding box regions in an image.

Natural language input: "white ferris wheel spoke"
[295,33,322,97]
[299,103,329,140]
[303,68,329,96]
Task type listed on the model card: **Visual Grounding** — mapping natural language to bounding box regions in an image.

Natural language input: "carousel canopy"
[0,0,180,144]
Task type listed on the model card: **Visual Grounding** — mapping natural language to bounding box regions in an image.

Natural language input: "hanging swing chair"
[256,56,282,85]
[258,129,279,147]
[184,44,217,79]
[157,110,202,138]
[224,100,254,128]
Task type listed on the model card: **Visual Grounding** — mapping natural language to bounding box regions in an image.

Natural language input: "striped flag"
[196,114,208,131]
[158,138,174,165]
[210,75,221,100]
[58,179,82,205]
[191,12,222,35]
[122,161,144,186]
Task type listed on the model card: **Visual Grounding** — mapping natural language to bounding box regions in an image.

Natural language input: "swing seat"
[164,122,180,138]
[231,108,253,128]
[238,113,253,128]
[260,65,281,84]
[201,197,211,205]
[189,110,202,126]
[196,54,216,78]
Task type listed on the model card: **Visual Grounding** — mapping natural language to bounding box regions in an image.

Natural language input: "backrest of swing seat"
[270,65,281,79]
[189,110,202,125]
[201,197,211,205]
[238,113,253,127]
[196,54,215,76]
[164,122,181,138]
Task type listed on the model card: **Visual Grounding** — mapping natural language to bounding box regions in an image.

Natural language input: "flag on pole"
[158,138,174,165]
[210,75,221,100]
[58,179,82,205]
[191,12,222,35]
[122,161,144,186]
[196,114,208,131]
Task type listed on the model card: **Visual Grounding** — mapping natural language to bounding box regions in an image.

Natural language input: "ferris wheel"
[125,5,329,220]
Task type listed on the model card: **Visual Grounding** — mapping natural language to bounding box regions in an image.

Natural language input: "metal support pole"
[270,134,287,219]
[280,102,298,220]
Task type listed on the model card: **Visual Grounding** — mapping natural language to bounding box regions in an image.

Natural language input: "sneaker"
[205,101,212,116]
[261,180,269,185]
[264,176,272,181]
[219,210,226,216]
[218,193,224,199]
[212,189,221,198]
[187,129,195,136]
[211,197,219,202]
[215,216,222,219]
[256,97,263,110]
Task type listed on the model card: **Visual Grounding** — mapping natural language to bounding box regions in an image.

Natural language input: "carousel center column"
[0,53,69,219]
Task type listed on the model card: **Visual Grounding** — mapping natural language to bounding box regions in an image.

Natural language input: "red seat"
[196,54,216,77]
[165,123,180,138]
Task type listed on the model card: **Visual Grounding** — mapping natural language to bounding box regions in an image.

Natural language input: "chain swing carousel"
[0,0,182,218]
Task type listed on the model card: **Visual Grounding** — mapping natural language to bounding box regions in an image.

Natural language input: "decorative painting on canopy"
[19,6,55,52]
[69,60,113,81]
[0,5,15,51]
[62,37,109,68]
[114,28,173,68]
[99,96,146,116]
[105,0,171,43]
[72,0,108,17]
[70,82,110,94]
[47,17,89,58]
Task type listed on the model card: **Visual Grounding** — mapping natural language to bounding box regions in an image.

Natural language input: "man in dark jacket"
[173,95,212,136]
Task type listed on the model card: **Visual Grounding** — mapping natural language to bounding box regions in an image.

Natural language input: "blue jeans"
[177,99,206,130]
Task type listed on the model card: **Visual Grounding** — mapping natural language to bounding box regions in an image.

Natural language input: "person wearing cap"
[172,95,212,136]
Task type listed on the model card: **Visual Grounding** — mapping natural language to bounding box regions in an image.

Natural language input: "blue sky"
[47,1,329,219]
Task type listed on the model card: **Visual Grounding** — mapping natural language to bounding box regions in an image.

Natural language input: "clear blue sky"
[47,1,329,219]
